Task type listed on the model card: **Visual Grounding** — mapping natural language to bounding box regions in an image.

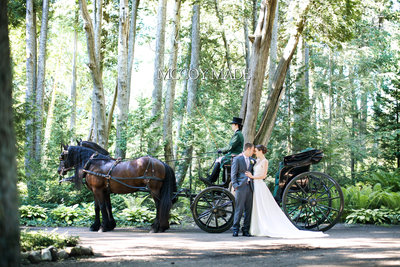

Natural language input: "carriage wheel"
[282,171,344,232]
[191,187,235,233]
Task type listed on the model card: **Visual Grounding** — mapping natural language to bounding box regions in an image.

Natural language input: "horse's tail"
[160,163,177,220]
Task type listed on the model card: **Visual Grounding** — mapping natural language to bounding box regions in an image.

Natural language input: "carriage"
[189,148,344,233]
[58,141,343,234]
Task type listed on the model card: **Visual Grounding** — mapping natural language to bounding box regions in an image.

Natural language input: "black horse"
[58,144,177,233]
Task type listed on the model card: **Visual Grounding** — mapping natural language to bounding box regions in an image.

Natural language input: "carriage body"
[273,149,344,232]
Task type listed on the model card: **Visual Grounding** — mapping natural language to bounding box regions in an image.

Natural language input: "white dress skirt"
[249,158,328,238]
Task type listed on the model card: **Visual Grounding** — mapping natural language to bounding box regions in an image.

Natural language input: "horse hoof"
[149,228,158,233]
[90,225,100,231]
[98,226,113,232]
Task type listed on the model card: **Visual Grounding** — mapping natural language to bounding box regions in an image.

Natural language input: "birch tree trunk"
[176,3,200,185]
[127,0,140,98]
[80,0,107,148]
[34,0,50,162]
[0,1,20,264]
[115,0,130,158]
[70,9,78,141]
[214,0,231,71]
[163,0,181,167]
[25,0,36,181]
[149,0,167,154]
[267,0,279,93]
[254,0,312,145]
[241,0,278,144]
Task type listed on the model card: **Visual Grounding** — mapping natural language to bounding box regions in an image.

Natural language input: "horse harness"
[81,153,164,194]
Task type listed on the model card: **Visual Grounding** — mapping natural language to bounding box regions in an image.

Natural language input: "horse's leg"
[93,188,113,232]
[150,196,160,233]
[159,196,171,233]
[89,198,101,231]
[105,192,116,230]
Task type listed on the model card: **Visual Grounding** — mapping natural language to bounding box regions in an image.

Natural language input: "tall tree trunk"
[34,0,50,162]
[80,0,107,148]
[163,0,181,167]
[115,0,130,159]
[127,0,140,98]
[149,0,168,154]
[0,1,20,264]
[25,0,36,184]
[254,0,312,145]
[252,0,257,32]
[241,0,278,144]
[267,0,279,93]
[349,67,356,180]
[243,17,251,70]
[43,79,58,155]
[177,3,200,185]
[70,9,78,141]
[214,0,231,71]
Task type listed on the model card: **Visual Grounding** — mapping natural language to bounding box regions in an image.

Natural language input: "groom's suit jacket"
[231,154,255,190]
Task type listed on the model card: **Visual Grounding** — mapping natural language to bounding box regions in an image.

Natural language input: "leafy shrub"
[346,208,400,225]
[169,208,183,225]
[50,204,85,225]
[120,207,156,225]
[342,182,400,210]
[20,205,47,226]
[20,230,79,252]
[365,170,400,192]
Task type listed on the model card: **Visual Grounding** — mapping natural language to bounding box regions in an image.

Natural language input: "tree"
[115,0,130,158]
[34,0,50,162]
[374,73,400,169]
[70,6,79,141]
[25,0,36,180]
[176,2,200,184]
[163,0,182,165]
[149,0,168,154]
[80,0,107,148]
[240,0,278,144]
[0,0,20,264]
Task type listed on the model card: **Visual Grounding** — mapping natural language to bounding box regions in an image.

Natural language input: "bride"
[245,145,328,238]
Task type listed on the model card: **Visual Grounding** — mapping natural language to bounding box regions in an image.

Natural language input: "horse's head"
[58,144,74,176]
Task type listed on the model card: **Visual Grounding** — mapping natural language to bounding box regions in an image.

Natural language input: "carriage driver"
[200,117,244,185]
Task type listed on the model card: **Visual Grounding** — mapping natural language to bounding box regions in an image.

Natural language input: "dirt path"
[32,224,400,266]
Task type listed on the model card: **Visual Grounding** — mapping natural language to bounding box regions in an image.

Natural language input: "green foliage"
[342,182,400,210]
[359,170,400,192]
[346,208,400,225]
[120,207,156,225]
[20,230,79,252]
[19,205,48,226]
[50,204,85,225]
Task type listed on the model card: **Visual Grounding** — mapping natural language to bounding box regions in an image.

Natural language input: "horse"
[58,144,177,233]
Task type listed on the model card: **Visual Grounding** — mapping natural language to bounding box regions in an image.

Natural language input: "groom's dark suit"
[231,154,254,233]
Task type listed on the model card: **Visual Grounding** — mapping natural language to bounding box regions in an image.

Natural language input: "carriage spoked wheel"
[282,171,344,232]
[191,187,235,233]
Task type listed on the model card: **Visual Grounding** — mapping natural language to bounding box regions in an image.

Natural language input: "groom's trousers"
[232,183,253,232]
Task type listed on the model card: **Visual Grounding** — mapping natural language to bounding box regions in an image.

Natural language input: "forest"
[1,0,400,262]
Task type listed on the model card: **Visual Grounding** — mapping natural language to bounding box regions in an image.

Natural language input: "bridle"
[58,149,74,180]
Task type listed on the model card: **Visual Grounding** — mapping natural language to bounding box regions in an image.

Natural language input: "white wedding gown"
[249,158,328,238]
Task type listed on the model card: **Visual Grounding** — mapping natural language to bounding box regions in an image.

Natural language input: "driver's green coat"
[219,130,244,167]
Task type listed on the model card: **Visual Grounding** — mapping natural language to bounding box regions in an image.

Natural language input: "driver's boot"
[200,162,220,186]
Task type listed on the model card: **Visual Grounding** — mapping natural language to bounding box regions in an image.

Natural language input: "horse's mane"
[77,139,109,156]
[67,146,111,188]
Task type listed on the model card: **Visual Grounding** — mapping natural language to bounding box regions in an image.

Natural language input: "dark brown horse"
[58,144,177,233]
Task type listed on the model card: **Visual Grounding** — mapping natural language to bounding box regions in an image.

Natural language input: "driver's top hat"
[230,117,243,125]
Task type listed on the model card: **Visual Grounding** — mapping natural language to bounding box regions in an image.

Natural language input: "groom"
[231,143,255,237]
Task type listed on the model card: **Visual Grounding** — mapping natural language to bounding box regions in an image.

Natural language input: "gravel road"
[30,223,400,266]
